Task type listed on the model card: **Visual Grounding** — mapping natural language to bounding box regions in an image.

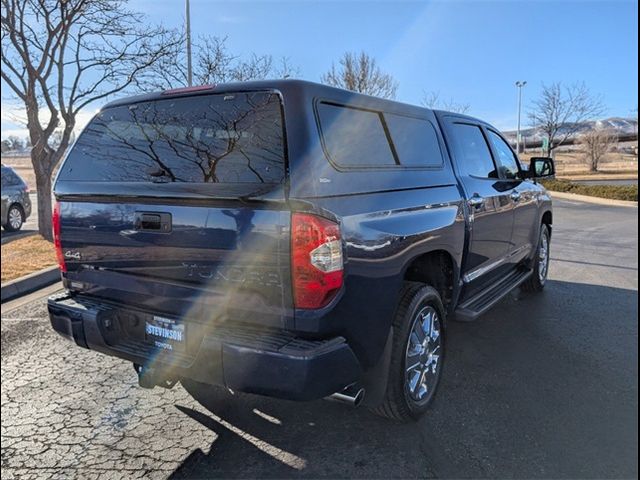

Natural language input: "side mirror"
[528,157,555,179]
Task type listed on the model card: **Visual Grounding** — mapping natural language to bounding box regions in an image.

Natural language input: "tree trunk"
[31,151,55,242]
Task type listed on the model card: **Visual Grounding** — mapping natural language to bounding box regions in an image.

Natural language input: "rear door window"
[384,114,444,167]
[449,124,498,178]
[317,102,396,168]
[59,92,285,184]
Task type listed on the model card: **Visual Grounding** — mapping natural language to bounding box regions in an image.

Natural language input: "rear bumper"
[47,292,362,401]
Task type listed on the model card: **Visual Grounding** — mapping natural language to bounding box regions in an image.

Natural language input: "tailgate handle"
[134,212,172,232]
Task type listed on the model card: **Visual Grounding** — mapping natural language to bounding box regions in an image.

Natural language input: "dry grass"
[541,179,638,202]
[1,234,57,283]
[520,152,638,176]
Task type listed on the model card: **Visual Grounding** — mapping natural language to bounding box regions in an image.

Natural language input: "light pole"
[515,81,527,155]
[185,0,193,86]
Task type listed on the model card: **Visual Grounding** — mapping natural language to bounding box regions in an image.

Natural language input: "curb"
[1,265,61,303]
[549,191,638,208]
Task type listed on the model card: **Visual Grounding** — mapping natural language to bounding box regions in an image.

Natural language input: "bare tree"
[422,91,471,114]
[528,82,605,157]
[274,56,300,79]
[2,135,24,151]
[579,128,617,172]
[196,35,238,84]
[321,51,398,99]
[1,0,178,240]
[149,33,299,89]
[49,128,74,149]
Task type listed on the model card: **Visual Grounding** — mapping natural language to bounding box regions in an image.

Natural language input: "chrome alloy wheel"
[405,305,442,403]
[8,206,22,230]
[538,229,550,284]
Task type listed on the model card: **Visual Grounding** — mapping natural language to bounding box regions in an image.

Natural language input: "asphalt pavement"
[1,199,637,479]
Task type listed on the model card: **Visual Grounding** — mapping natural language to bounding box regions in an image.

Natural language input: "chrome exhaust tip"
[326,384,365,407]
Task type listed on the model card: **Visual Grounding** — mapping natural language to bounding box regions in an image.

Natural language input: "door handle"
[468,194,485,209]
[510,191,522,202]
[134,211,172,232]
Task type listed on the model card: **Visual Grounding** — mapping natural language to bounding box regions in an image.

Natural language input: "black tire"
[370,282,446,422]
[4,204,24,232]
[521,223,551,293]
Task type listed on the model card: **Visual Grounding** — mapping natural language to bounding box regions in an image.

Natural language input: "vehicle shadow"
[169,279,638,479]
[170,382,430,479]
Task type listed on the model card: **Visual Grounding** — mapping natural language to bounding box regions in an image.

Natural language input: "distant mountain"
[503,117,638,147]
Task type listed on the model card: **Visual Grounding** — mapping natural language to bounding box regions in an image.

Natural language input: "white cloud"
[217,15,245,24]
[1,104,98,140]
[0,127,30,139]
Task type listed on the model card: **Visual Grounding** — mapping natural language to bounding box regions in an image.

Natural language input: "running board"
[454,268,532,322]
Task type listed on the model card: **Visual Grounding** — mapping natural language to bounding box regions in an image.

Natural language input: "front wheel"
[4,205,24,232]
[521,223,551,293]
[371,282,446,422]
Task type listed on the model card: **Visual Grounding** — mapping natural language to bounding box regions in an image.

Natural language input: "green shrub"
[541,180,638,202]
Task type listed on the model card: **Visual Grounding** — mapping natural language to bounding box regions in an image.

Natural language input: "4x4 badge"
[64,250,81,260]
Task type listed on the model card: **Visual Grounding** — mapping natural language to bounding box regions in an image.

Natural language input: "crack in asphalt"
[1,301,218,479]
[1,299,433,480]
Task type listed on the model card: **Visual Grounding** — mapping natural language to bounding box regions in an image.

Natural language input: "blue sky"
[1,0,638,137]
[135,0,638,129]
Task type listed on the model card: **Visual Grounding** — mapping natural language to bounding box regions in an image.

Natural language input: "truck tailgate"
[58,199,292,328]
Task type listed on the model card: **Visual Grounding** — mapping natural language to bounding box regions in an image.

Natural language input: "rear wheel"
[4,204,24,232]
[371,282,446,422]
[521,223,551,293]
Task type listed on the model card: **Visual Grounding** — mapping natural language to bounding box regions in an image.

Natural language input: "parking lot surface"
[1,199,638,479]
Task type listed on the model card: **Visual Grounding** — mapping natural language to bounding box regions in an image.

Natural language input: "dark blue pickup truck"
[48,80,554,421]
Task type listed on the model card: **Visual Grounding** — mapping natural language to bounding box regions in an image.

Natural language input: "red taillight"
[291,213,343,309]
[52,201,66,273]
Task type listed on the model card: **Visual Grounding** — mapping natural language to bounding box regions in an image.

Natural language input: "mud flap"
[361,327,394,407]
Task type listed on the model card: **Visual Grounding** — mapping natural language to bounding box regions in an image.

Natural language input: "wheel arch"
[2,202,25,231]
[402,249,458,313]
[6,202,24,222]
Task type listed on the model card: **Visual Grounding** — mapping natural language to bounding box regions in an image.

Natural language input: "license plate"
[145,316,185,352]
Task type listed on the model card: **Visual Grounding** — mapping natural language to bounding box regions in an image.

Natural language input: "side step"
[454,268,532,322]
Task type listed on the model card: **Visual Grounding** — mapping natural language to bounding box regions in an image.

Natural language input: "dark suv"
[48,80,554,421]
[1,165,31,232]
